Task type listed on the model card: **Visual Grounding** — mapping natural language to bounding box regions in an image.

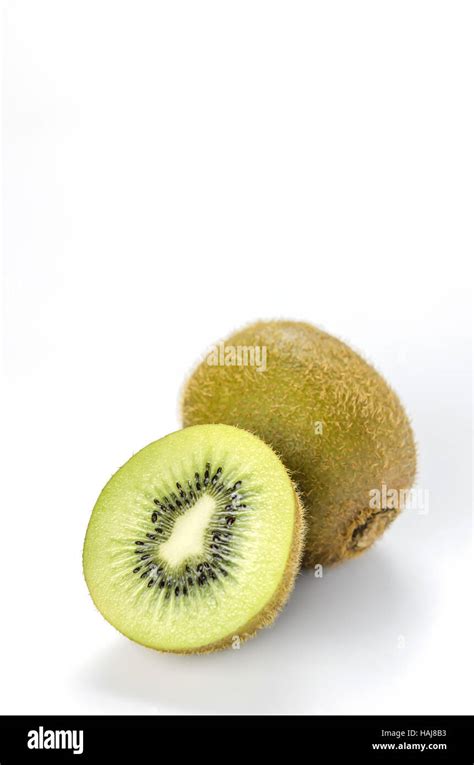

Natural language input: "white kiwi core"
[159,494,217,567]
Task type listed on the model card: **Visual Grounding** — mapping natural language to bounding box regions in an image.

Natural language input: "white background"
[2,1,472,715]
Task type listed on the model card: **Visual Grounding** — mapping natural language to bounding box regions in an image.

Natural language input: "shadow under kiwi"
[77,546,431,714]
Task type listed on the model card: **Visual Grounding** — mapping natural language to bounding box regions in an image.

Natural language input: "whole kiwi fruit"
[83,424,304,653]
[182,320,416,567]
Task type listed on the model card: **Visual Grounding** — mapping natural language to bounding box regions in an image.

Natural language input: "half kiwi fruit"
[83,424,304,653]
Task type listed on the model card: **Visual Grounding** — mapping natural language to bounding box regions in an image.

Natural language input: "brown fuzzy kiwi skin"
[181,320,417,568]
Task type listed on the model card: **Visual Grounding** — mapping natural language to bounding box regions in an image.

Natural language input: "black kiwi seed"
[159,580,165,589]
[188,577,193,586]
[146,534,156,540]
[226,517,235,526]
[183,586,188,596]
[233,481,242,490]
[151,512,158,523]
[153,498,160,506]
[140,572,148,579]
[175,586,180,596]
[135,541,144,546]
[133,567,141,573]
[155,528,163,534]
[141,554,151,560]
[147,579,154,588]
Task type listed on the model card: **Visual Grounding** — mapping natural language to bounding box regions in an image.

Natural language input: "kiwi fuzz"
[83,424,306,654]
[181,320,417,568]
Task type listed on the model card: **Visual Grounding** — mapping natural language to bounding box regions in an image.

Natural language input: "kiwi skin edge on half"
[182,320,417,569]
[83,424,305,654]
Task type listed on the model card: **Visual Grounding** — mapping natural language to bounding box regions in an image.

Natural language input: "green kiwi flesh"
[83,424,304,653]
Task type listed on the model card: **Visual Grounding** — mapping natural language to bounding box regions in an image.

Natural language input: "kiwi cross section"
[83,424,304,653]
